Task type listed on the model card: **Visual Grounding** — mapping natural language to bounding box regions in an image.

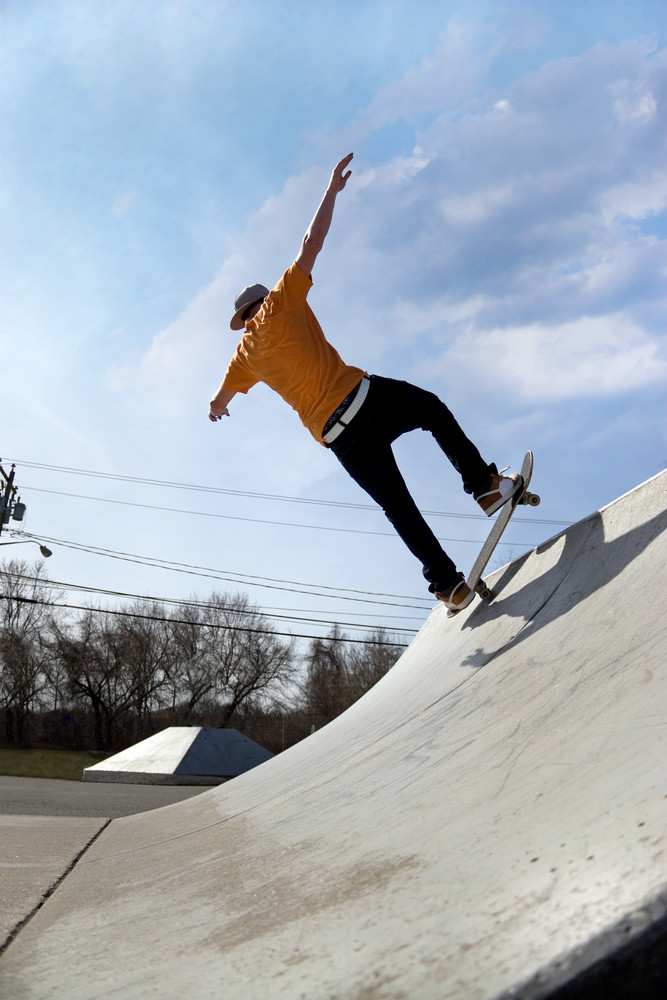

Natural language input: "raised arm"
[295,153,353,276]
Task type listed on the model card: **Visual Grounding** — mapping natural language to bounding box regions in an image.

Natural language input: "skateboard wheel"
[527,492,541,506]
[476,581,492,600]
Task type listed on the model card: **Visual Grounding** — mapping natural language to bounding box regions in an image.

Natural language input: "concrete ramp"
[83,727,274,785]
[1,472,665,998]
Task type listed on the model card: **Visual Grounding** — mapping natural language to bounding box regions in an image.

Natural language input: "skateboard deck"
[449,451,540,616]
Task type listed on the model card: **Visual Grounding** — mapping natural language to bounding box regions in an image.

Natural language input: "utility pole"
[0,460,26,538]
[0,459,52,557]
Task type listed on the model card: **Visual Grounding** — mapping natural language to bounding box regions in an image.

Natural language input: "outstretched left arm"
[209,387,236,422]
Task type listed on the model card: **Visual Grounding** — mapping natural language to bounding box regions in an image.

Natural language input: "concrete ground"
[0,775,215,818]
[0,472,665,999]
[0,778,214,953]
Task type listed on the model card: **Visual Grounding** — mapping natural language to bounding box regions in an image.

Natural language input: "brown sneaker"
[475,468,523,516]
[435,575,475,616]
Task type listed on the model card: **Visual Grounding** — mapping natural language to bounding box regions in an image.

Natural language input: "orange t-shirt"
[221,263,366,444]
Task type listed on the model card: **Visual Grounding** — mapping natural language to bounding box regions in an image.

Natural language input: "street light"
[0,539,52,557]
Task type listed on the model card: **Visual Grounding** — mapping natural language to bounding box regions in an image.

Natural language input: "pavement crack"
[0,818,112,958]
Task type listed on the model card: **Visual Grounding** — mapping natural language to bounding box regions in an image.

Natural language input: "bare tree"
[50,608,138,751]
[302,626,401,726]
[198,592,295,726]
[164,604,214,724]
[345,627,401,703]
[48,591,297,748]
[109,600,174,741]
[302,624,350,724]
[1,557,398,751]
[0,559,55,745]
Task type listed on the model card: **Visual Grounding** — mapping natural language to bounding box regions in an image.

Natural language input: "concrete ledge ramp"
[83,726,274,784]
[1,471,665,999]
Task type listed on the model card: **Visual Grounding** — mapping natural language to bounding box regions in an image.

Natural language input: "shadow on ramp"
[460,498,667,669]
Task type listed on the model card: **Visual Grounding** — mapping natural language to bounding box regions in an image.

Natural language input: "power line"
[6,457,546,625]
[19,485,540,547]
[1,592,410,648]
[15,574,421,637]
[14,531,434,609]
[7,457,569,526]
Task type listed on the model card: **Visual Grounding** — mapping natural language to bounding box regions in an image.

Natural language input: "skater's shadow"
[459,504,666,669]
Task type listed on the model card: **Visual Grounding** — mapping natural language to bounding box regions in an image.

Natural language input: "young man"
[209,153,521,613]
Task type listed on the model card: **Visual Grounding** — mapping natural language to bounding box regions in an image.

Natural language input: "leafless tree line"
[0,559,402,753]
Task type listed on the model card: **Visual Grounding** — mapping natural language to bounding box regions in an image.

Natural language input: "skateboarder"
[209,153,522,612]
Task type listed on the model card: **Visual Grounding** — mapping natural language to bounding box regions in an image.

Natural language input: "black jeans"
[327,375,494,593]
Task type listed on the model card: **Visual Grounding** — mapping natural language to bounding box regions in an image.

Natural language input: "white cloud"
[440,314,666,404]
[334,18,488,146]
[438,182,516,227]
[612,79,657,122]
[598,172,667,223]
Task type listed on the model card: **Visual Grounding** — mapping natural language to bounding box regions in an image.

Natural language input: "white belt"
[322,376,370,444]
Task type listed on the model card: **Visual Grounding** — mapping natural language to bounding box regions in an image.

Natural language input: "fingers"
[333,152,353,189]
[338,152,353,174]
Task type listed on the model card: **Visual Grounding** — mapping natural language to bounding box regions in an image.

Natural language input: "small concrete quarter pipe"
[1,472,665,999]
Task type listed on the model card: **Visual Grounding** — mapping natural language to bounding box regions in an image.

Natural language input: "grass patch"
[0,748,111,781]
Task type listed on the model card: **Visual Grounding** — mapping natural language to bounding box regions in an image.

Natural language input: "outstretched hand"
[329,152,353,193]
[208,388,235,422]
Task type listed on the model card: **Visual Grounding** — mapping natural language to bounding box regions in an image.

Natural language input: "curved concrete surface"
[0,472,665,999]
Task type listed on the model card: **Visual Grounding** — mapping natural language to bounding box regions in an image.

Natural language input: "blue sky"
[1,0,665,645]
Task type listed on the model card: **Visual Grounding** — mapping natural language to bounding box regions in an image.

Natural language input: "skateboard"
[448,451,540,616]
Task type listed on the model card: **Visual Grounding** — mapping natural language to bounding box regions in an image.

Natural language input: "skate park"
[0,471,665,998]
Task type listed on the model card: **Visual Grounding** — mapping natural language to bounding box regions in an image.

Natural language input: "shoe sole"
[445,588,476,618]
